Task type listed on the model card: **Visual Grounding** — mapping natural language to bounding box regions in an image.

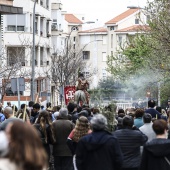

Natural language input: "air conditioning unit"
[51,24,58,31]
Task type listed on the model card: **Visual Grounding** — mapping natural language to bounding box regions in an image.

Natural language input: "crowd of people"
[0,99,170,170]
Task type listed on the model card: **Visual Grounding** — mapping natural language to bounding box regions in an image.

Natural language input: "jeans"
[54,156,73,170]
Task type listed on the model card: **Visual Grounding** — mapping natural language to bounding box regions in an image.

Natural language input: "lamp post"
[31,0,36,101]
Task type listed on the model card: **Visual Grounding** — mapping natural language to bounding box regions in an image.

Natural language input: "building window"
[110,26,114,30]
[7,25,16,31]
[102,52,107,62]
[135,18,139,24]
[6,14,25,32]
[102,69,107,79]
[7,47,25,66]
[17,26,25,31]
[83,51,90,60]
[118,36,122,46]
[83,71,90,78]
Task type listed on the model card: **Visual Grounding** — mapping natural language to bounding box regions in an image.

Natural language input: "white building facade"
[2,0,52,104]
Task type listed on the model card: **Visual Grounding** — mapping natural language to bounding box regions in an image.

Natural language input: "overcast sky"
[61,0,147,24]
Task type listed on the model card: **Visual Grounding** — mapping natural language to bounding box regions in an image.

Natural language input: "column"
[37,46,40,67]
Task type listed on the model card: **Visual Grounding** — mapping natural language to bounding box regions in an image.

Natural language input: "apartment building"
[51,11,84,105]
[105,8,148,57]
[2,0,52,106]
[78,27,108,88]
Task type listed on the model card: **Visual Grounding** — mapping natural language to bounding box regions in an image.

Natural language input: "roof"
[65,14,83,24]
[115,25,150,32]
[105,8,139,24]
[79,27,107,33]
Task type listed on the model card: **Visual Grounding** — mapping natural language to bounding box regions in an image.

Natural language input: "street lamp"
[31,0,36,101]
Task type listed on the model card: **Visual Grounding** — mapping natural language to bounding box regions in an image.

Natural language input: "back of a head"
[152,119,168,135]
[59,108,68,118]
[123,115,134,128]
[135,108,144,118]
[77,116,89,126]
[7,121,47,170]
[90,114,107,131]
[28,101,34,107]
[21,104,26,109]
[118,108,125,114]
[67,102,76,113]
[148,100,156,108]
[4,107,13,115]
[33,103,40,110]
[46,102,51,108]
[78,110,88,118]
[37,110,49,123]
[143,113,152,123]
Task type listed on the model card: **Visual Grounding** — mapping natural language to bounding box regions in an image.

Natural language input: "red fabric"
[64,86,76,105]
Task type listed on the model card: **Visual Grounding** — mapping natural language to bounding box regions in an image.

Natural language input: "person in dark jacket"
[52,108,74,170]
[140,119,170,170]
[76,114,123,170]
[145,100,161,119]
[114,115,148,170]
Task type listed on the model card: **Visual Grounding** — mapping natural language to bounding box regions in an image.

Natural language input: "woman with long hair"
[0,121,47,170]
[33,110,56,161]
[67,116,92,170]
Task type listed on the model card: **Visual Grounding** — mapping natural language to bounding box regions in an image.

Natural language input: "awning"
[0,4,23,14]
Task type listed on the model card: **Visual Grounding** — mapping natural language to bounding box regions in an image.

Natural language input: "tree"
[107,0,170,103]
[43,36,91,105]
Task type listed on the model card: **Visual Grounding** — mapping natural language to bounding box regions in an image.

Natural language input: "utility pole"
[31,0,36,101]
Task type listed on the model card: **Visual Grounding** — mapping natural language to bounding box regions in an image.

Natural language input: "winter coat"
[140,138,170,170]
[52,117,74,156]
[145,108,161,119]
[113,128,148,168]
[76,130,123,170]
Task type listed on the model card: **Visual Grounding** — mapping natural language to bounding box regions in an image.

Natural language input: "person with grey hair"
[0,107,21,131]
[90,114,107,130]
[59,108,68,118]
[52,108,74,170]
[76,114,123,170]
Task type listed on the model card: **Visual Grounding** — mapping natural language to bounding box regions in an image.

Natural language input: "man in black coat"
[76,114,123,170]
[140,119,170,170]
[114,115,148,170]
[145,100,161,119]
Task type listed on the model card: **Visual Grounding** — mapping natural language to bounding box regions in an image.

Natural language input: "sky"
[61,0,147,25]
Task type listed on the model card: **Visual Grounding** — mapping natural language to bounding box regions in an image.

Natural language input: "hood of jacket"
[81,130,116,151]
[145,138,170,156]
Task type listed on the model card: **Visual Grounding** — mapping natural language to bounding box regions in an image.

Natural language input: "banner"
[64,86,76,105]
